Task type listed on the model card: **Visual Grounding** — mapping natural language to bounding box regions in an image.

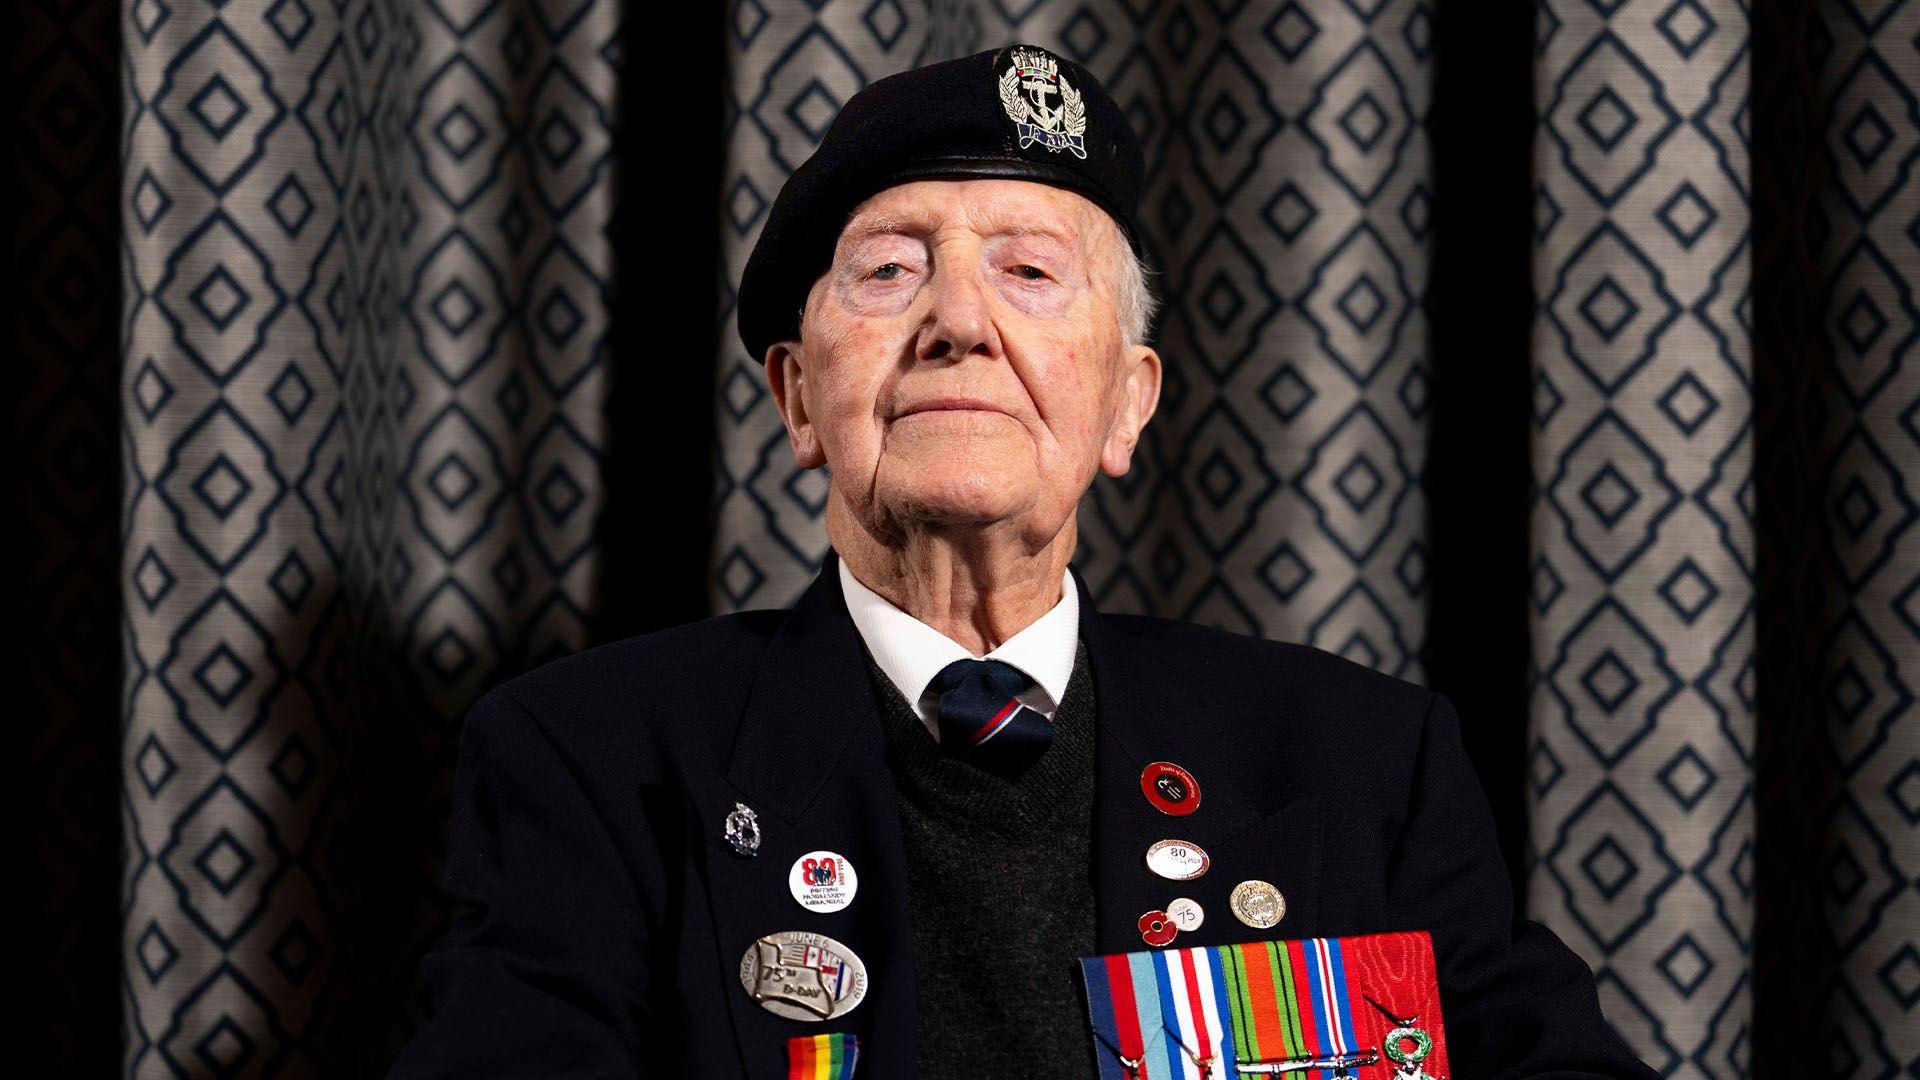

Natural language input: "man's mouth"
[896,396,1007,417]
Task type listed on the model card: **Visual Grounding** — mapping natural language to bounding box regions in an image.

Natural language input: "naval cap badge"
[997,45,1088,160]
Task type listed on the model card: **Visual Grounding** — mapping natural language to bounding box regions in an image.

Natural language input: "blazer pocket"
[1192,791,1322,939]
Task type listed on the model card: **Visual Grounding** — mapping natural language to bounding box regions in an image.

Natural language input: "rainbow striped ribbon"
[1081,938,1364,1079]
[785,1032,859,1079]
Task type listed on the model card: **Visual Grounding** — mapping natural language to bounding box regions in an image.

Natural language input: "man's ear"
[1099,344,1161,478]
[765,341,827,469]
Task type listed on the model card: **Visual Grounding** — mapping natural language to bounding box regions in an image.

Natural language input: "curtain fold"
[1796,3,1920,1068]
[12,0,123,1070]
[1527,1,1755,1070]
[115,0,620,1070]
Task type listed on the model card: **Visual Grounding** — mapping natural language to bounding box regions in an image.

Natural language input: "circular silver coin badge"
[738,931,869,1022]
[1229,879,1286,929]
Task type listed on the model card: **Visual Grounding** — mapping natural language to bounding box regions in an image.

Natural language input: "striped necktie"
[925,658,1054,780]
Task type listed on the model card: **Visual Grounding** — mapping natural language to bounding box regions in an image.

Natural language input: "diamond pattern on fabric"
[1530,0,1760,1070]
[119,0,619,1068]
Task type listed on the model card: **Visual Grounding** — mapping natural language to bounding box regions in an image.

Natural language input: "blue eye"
[871,263,904,281]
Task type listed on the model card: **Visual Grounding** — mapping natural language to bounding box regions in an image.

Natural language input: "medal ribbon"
[1081,936,1380,1078]
[1298,937,1363,1075]
[785,1033,858,1079]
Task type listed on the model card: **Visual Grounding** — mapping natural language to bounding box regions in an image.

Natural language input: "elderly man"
[391,45,1658,1080]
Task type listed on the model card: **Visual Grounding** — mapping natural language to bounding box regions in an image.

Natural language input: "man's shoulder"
[1095,609,1431,711]
[466,607,788,762]
[1093,609,1437,774]
[498,607,785,700]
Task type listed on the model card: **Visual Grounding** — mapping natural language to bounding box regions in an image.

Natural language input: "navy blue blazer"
[389,551,1658,1079]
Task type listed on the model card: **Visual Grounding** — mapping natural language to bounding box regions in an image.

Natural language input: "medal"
[1140,761,1201,816]
[1229,879,1285,928]
[1384,1025,1440,1078]
[1144,838,1210,880]
[724,802,761,857]
[1233,1049,1380,1073]
[1366,994,1445,1080]
[1080,931,1453,1079]
[739,931,869,1021]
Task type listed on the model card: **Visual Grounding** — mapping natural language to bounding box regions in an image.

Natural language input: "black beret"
[736,44,1146,361]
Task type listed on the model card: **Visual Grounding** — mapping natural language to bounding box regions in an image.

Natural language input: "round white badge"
[788,850,858,913]
[1167,897,1204,931]
[1144,839,1210,881]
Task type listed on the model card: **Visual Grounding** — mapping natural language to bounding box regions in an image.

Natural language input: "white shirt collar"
[837,555,1079,730]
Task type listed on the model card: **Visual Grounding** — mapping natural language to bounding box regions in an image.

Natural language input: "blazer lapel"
[704,552,917,1079]
[701,555,1325,1076]
[1075,566,1324,953]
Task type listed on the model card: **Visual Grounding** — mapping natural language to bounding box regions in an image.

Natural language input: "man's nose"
[917,261,1001,363]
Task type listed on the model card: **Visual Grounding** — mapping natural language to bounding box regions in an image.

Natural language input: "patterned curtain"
[111,0,622,1071]
[1751,2,1920,1070]
[1527,0,1755,1069]
[9,0,1918,1074]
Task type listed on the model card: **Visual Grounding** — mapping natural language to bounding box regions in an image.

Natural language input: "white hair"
[1110,222,1158,346]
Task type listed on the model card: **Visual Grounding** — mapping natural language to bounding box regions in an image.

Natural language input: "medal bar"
[1233,1048,1381,1074]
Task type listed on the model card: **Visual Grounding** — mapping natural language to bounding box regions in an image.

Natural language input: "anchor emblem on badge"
[996,46,1088,159]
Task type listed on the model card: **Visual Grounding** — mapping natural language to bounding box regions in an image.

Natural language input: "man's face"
[766,179,1160,547]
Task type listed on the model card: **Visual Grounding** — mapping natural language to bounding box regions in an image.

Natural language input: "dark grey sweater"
[859,639,1100,1080]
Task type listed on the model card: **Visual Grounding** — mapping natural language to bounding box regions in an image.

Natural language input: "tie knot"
[928,657,1033,698]
[922,658,1051,779]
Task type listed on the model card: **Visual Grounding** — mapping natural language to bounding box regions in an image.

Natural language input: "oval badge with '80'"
[1144,839,1210,881]
[739,931,869,1021]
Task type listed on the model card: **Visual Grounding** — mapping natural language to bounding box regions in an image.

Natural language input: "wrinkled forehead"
[834,178,1117,252]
